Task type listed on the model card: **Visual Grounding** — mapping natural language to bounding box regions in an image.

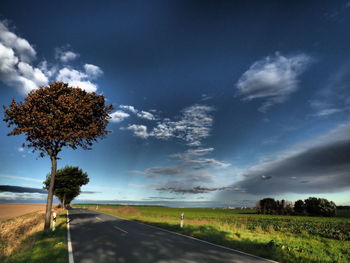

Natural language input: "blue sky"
[1,0,350,206]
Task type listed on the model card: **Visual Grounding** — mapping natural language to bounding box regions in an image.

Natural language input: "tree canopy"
[3,82,113,231]
[44,166,89,207]
[3,82,114,158]
[257,197,337,217]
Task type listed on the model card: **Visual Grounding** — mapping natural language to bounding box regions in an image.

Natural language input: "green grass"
[76,204,350,263]
[1,211,68,263]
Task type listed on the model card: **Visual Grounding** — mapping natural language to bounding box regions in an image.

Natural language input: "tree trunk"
[62,193,66,209]
[44,155,57,232]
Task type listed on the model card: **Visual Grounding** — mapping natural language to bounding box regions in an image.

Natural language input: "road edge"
[67,209,75,263]
[89,208,279,263]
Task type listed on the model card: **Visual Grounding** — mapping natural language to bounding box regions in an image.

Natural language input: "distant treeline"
[337,206,350,209]
[256,197,337,217]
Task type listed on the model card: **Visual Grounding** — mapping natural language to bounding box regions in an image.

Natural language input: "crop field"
[75,204,350,263]
[0,204,46,220]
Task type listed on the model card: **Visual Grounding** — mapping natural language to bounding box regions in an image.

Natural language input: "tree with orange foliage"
[3,82,113,231]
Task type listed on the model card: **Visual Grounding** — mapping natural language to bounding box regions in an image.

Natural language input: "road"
[68,208,277,263]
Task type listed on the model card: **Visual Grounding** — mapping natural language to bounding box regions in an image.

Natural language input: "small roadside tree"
[3,82,113,231]
[44,166,89,208]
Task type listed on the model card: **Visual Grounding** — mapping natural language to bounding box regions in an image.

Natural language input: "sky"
[1,0,350,207]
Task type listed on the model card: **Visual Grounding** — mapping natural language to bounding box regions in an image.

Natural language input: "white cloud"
[0,20,47,94]
[236,52,311,112]
[137,111,156,120]
[17,62,48,86]
[0,42,48,93]
[56,64,103,92]
[121,104,214,146]
[55,46,79,62]
[150,105,214,146]
[17,147,25,152]
[110,110,130,123]
[120,105,138,114]
[118,105,156,121]
[0,20,104,94]
[126,124,149,138]
[84,64,103,78]
[0,21,36,62]
[38,60,57,78]
[312,108,343,117]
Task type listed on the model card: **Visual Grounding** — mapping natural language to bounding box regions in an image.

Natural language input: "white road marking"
[67,210,75,263]
[95,216,103,221]
[113,225,128,234]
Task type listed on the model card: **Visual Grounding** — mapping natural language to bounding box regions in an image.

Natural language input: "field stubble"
[0,206,67,263]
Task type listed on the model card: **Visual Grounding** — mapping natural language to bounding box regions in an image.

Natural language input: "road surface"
[68,208,276,263]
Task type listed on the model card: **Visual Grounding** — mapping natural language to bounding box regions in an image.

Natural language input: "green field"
[75,204,350,263]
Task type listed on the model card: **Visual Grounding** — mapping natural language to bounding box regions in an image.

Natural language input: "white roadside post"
[52,211,57,231]
[180,212,184,228]
[96,205,99,210]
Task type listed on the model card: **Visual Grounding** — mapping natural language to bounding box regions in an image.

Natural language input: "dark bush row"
[256,197,337,217]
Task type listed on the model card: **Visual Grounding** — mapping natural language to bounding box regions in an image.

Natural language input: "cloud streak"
[157,186,235,194]
[0,185,47,194]
[217,123,350,197]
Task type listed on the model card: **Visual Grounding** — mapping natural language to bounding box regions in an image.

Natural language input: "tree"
[304,197,336,217]
[3,82,113,231]
[294,199,305,214]
[257,198,277,214]
[44,166,89,208]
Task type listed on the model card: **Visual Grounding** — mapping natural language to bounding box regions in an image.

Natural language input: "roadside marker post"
[180,212,184,228]
[52,211,57,231]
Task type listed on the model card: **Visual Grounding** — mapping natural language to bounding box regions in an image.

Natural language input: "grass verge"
[0,209,67,263]
[77,204,350,263]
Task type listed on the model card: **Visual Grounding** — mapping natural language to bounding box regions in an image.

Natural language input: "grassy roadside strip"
[78,205,350,263]
[0,209,68,263]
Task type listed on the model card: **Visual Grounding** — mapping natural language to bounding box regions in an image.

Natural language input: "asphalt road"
[68,208,277,263]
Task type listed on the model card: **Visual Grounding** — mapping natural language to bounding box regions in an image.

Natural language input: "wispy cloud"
[121,104,214,146]
[236,52,312,112]
[119,105,156,121]
[310,63,350,118]
[312,108,344,117]
[0,174,42,183]
[138,148,230,178]
[132,147,231,196]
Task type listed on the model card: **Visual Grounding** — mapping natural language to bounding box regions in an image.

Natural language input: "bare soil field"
[0,204,47,220]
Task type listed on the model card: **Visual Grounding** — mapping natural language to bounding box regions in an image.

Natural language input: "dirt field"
[0,204,47,220]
